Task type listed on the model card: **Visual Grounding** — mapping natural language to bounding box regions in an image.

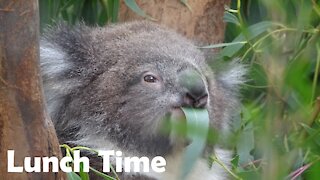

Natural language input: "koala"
[40,21,245,179]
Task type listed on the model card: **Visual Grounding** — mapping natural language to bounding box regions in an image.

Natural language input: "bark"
[119,0,230,45]
[0,0,64,179]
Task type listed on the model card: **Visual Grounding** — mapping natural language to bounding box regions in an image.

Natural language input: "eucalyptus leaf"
[180,108,210,179]
[300,123,320,146]
[236,122,254,164]
[223,11,240,25]
[124,0,156,20]
[110,0,120,22]
[300,123,316,135]
[180,0,192,11]
[67,172,82,180]
[99,0,109,25]
[231,154,240,169]
[79,162,90,180]
[221,21,275,58]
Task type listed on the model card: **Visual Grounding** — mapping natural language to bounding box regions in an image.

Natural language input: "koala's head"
[41,21,244,157]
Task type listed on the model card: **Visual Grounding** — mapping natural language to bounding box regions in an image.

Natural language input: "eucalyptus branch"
[211,155,243,180]
[241,27,320,61]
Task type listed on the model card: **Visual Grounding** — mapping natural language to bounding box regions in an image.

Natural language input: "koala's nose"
[178,69,208,108]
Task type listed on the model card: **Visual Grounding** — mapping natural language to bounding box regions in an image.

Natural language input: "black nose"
[178,69,208,108]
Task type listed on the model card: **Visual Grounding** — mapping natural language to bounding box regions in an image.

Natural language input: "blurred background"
[38,0,320,179]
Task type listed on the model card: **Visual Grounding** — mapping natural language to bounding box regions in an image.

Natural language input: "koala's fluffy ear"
[208,56,246,94]
[216,60,246,90]
[195,42,247,92]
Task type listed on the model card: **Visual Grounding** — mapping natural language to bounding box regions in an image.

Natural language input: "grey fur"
[40,21,245,179]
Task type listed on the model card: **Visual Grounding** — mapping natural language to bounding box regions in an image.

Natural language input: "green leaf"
[180,108,210,179]
[231,154,240,169]
[235,106,256,164]
[223,11,240,25]
[238,170,261,179]
[81,0,99,25]
[221,21,275,58]
[67,172,82,180]
[236,122,254,164]
[304,161,320,180]
[124,0,156,20]
[98,0,109,25]
[300,123,316,135]
[110,0,120,22]
[300,123,320,147]
[180,0,192,11]
[79,162,90,180]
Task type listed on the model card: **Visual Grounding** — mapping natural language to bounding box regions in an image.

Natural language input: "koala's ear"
[210,58,247,92]
[197,46,246,90]
[218,61,246,90]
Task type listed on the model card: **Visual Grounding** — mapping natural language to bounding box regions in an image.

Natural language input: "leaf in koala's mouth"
[180,107,210,179]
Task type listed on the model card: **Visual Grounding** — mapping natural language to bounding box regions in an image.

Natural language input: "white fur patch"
[219,63,246,89]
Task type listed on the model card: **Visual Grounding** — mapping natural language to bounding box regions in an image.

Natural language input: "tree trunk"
[0,0,64,179]
[119,0,230,45]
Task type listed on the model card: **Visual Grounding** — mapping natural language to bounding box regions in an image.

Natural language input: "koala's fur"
[40,21,245,179]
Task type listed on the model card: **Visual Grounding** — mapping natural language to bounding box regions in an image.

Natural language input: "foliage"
[39,0,119,28]
[60,144,119,180]
[38,0,151,29]
[216,0,320,179]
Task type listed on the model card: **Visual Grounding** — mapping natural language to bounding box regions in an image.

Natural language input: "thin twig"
[288,163,312,180]
[211,155,243,180]
[241,159,264,168]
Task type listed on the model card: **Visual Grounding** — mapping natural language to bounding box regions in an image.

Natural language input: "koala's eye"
[144,74,158,83]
